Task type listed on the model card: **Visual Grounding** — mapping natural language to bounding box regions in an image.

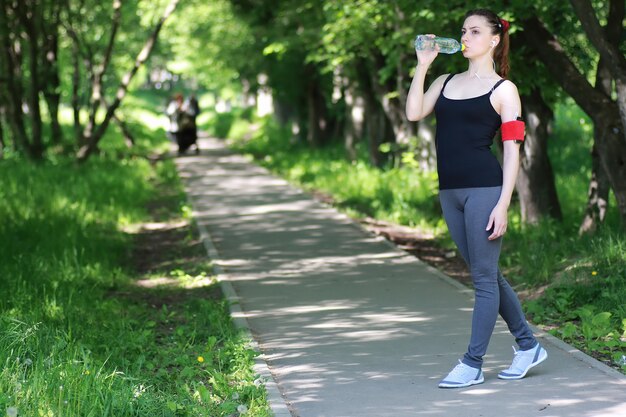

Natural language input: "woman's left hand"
[486,203,508,240]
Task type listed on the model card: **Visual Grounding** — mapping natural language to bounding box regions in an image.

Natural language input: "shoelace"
[447,360,468,377]
[509,346,524,369]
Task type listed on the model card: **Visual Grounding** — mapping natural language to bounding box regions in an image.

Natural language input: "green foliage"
[208,111,238,139]
[0,158,148,414]
[548,100,608,222]
[159,0,258,91]
[0,89,270,414]
[60,0,170,94]
[526,272,626,372]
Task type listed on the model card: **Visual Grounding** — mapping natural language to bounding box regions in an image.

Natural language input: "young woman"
[405,9,547,388]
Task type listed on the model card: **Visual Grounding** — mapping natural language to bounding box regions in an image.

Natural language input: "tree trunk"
[100,96,134,147]
[0,3,11,154]
[516,88,562,223]
[44,89,63,145]
[343,86,364,162]
[415,116,437,171]
[359,64,384,167]
[0,108,5,158]
[303,65,333,147]
[368,52,415,147]
[70,39,82,144]
[354,59,391,167]
[579,56,614,234]
[365,104,385,168]
[569,0,626,135]
[17,0,44,159]
[0,1,29,154]
[77,0,180,161]
[571,0,623,232]
[521,15,626,224]
[579,143,610,234]
[82,0,122,145]
[305,77,325,147]
[594,108,626,212]
[42,6,63,145]
[332,65,361,161]
[115,114,135,148]
[273,97,293,127]
[115,111,134,147]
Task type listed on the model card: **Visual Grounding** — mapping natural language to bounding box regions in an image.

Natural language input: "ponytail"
[494,30,510,79]
[465,9,511,79]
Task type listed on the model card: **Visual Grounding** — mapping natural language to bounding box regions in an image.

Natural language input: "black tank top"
[434,74,506,190]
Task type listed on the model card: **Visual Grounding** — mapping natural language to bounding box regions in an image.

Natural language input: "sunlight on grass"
[57,99,172,157]
[0,158,270,415]
[0,90,271,415]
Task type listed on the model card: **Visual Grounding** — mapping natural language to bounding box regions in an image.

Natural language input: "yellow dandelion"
[591,271,597,276]
[197,356,204,363]
[84,370,90,375]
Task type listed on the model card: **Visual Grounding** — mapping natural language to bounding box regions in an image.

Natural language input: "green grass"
[500,103,625,367]
[0,90,270,416]
[223,101,626,372]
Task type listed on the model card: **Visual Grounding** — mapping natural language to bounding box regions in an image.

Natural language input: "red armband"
[501,120,525,142]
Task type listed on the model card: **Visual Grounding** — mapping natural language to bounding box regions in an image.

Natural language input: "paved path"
[175,137,626,417]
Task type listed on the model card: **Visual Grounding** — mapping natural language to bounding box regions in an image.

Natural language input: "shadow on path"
[175,137,626,417]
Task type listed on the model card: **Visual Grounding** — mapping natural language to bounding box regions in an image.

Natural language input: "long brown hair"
[465,9,510,79]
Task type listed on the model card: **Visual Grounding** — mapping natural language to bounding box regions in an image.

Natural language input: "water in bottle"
[414,35,465,54]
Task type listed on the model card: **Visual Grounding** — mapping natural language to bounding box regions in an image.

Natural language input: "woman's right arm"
[406,67,447,121]
[405,38,446,121]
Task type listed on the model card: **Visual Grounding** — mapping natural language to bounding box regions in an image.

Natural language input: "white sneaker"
[498,343,547,380]
[438,360,484,388]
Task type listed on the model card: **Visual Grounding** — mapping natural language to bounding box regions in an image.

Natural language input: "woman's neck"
[467,56,497,79]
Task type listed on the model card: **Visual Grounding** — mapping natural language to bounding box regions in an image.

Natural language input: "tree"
[578,0,623,233]
[0,0,72,157]
[228,0,341,147]
[69,0,180,161]
[515,86,563,223]
[570,0,626,135]
[0,0,179,160]
[0,0,54,159]
[41,0,64,145]
[159,0,258,93]
[503,16,563,224]
[144,0,620,227]
[520,0,626,224]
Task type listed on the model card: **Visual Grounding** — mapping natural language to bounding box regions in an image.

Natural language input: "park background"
[0,0,625,415]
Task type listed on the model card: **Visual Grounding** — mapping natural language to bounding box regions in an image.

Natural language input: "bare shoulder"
[494,79,520,99]
[435,73,452,86]
[493,79,521,119]
[427,73,452,94]
[436,73,452,82]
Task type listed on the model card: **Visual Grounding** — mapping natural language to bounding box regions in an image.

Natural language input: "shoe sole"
[498,348,548,380]
[438,376,485,389]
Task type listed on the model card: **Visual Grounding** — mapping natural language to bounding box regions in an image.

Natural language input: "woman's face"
[460,15,497,57]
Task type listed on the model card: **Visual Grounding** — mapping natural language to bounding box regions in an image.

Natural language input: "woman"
[405,9,547,388]
[166,93,184,142]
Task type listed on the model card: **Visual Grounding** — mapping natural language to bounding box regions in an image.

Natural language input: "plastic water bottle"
[414,35,465,54]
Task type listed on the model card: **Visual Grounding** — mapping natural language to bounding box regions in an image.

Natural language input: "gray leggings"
[439,187,537,369]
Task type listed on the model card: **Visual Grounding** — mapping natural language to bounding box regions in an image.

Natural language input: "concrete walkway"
[175,137,626,417]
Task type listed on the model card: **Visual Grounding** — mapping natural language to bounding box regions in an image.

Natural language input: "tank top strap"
[490,78,507,94]
[441,73,455,95]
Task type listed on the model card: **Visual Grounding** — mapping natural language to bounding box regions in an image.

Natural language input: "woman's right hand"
[415,34,439,67]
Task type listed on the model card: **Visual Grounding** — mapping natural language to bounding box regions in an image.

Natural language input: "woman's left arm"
[487,81,522,241]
